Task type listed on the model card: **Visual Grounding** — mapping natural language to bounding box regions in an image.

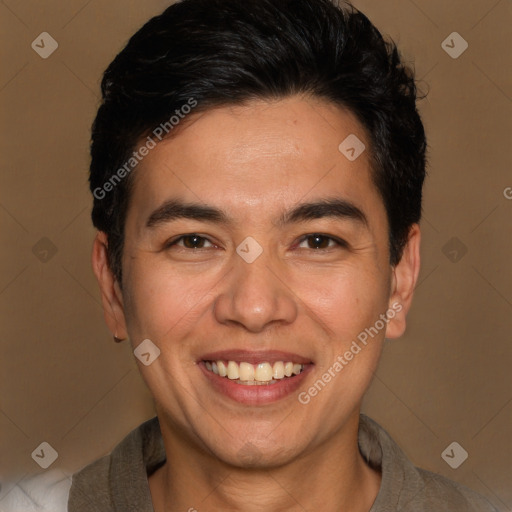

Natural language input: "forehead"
[125,96,385,229]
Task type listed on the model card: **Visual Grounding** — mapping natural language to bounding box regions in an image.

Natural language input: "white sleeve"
[0,470,71,512]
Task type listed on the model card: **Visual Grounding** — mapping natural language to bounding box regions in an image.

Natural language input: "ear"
[385,224,421,339]
[91,231,128,340]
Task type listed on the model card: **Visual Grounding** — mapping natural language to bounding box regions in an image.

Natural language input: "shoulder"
[68,417,163,511]
[359,415,498,512]
[410,467,499,512]
[70,415,161,485]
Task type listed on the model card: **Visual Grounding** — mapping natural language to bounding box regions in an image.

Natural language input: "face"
[95,95,417,468]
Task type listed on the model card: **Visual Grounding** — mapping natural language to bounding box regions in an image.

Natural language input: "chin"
[203,431,306,470]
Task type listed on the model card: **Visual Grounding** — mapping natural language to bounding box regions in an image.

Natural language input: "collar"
[69,414,423,511]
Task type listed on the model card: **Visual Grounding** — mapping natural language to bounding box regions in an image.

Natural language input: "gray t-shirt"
[65,414,497,511]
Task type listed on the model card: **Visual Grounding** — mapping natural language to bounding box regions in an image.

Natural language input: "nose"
[213,251,298,333]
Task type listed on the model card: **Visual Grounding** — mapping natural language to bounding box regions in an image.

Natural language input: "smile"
[199,350,312,404]
[204,360,304,385]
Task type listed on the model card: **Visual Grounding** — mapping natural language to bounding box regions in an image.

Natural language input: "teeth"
[236,379,279,386]
[239,362,255,381]
[205,360,305,383]
[227,361,239,380]
[255,362,273,382]
[273,361,285,379]
[217,361,227,377]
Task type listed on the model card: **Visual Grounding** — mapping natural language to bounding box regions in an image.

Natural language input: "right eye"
[165,234,216,249]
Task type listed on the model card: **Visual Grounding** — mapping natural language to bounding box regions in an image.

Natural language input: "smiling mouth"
[204,360,305,385]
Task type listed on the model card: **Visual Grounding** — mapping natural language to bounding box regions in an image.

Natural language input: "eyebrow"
[145,197,368,229]
[146,200,229,228]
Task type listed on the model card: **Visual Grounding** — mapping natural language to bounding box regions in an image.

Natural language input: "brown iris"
[306,234,331,249]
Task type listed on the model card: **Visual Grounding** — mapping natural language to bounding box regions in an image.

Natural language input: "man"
[6,0,498,510]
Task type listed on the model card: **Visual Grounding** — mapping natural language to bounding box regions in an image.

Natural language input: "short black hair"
[89,0,427,284]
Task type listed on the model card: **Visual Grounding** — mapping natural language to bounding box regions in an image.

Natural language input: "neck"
[149,412,381,512]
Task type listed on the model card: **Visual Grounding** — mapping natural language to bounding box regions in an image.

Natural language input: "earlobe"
[385,224,421,339]
[91,232,128,342]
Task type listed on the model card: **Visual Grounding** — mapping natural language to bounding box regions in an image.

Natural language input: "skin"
[92,95,421,512]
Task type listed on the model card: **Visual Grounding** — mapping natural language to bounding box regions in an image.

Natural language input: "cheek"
[293,263,389,340]
[122,256,221,341]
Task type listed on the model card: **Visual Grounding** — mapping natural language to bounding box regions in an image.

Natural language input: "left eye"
[297,234,345,250]
[169,234,215,249]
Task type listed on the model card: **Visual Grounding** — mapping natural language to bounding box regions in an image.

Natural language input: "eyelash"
[164,233,348,251]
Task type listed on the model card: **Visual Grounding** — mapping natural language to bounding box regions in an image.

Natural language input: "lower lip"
[198,362,312,405]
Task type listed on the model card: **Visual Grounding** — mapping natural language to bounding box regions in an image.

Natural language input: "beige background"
[0,0,511,509]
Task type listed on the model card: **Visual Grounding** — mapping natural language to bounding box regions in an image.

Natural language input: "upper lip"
[199,349,313,365]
